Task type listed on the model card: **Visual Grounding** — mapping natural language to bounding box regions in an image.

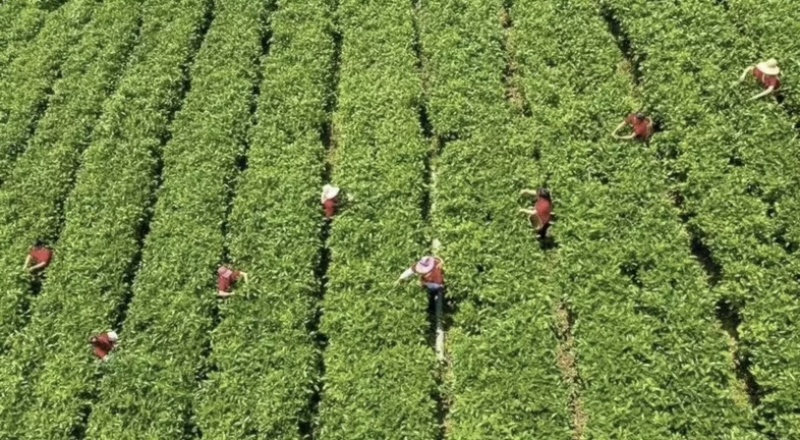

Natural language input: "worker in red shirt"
[739,58,781,100]
[396,255,445,304]
[612,112,654,143]
[321,184,340,220]
[89,330,118,362]
[23,240,53,272]
[217,265,248,298]
[519,188,553,239]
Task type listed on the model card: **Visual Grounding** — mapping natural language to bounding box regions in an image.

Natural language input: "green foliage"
[0,0,98,183]
[317,0,438,439]
[0,0,144,435]
[599,0,800,437]
[83,0,268,438]
[418,0,572,439]
[514,0,765,438]
[0,0,142,353]
[0,0,211,438]
[0,0,55,79]
[194,0,329,438]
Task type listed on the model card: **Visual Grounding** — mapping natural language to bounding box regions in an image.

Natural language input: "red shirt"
[625,114,653,140]
[217,267,241,292]
[533,198,552,225]
[323,198,336,219]
[418,259,444,286]
[92,334,115,359]
[29,247,53,268]
[753,67,781,90]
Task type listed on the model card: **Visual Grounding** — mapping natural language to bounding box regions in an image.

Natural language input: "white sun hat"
[321,184,340,203]
[107,331,119,342]
[757,58,780,76]
[414,256,436,275]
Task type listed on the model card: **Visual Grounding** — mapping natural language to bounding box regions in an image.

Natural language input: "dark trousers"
[537,222,551,239]
[425,286,444,314]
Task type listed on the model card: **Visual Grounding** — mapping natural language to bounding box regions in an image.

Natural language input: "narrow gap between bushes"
[108,2,216,439]
[21,12,148,439]
[600,5,642,86]
[300,3,341,439]
[598,4,773,433]
[555,301,586,440]
[412,2,452,439]
[46,13,145,308]
[0,69,62,188]
[191,2,269,439]
[70,2,216,439]
[500,0,530,117]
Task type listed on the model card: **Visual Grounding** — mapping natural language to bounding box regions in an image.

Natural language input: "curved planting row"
[0,0,212,438]
[0,0,143,352]
[417,0,572,438]
[82,0,268,438]
[0,0,98,184]
[194,0,331,438]
[317,0,438,438]
[512,1,765,438]
[604,0,800,436]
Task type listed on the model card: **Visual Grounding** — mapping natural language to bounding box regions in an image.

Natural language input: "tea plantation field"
[0,0,799,439]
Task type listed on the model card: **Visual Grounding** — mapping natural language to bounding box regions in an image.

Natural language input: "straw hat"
[217,266,231,277]
[107,331,119,342]
[414,256,436,274]
[757,58,780,76]
[321,184,340,203]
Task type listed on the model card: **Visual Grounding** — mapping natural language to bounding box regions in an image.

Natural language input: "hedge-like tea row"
[417,0,572,438]
[194,0,331,437]
[0,0,98,183]
[0,0,211,438]
[317,0,438,438]
[81,0,268,438]
[512,1,765,438]
[0,0,143,434]
[605,0,800,436]
[721,1,800,433]
[0,0,142,352]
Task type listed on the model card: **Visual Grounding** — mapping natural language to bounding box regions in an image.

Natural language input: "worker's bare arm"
[28,261,46,272]
[397,268,415,284]
[739,66,754,82]
[750,86,775,100]
[611,120,627,136]
[519,189,537,196]
[240,272,249,283]
[22,255,31,270]
[518,208,536,216]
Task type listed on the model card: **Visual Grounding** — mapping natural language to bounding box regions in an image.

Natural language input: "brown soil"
[555,302,586,440]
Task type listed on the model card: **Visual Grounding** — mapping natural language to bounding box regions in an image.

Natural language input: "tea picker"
[217,265,248,298]
[739,58,782,101]
[612,112,654,143]
[321,184,340,220]
[23,240,53,273]
[89,330,118,362]
[519,188,553,240]
[396,239,446,361]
